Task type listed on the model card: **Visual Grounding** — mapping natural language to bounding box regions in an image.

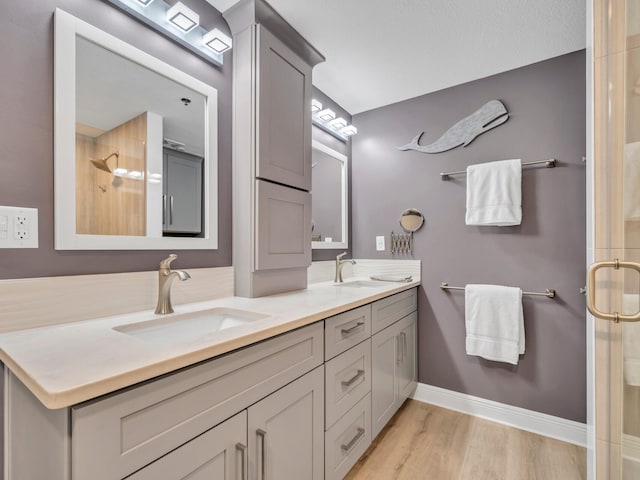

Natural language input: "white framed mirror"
[54,9,218,250]
[311,140,348,249]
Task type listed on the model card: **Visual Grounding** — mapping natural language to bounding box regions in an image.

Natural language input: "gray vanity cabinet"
[127,411,247,480]
[163,149,203,235]
[256,26,312,192]
[248,366,325,479]
[371,290,418,439]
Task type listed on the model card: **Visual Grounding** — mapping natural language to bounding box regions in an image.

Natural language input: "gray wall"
[311,87,353,261]
[0,0,232,279]
[352,51,587,422]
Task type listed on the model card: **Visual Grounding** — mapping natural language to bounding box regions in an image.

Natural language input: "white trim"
[412,383,587,447]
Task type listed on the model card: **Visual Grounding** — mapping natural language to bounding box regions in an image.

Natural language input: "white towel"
[465,159,522,226]
[623,294,640,386]
[465,284,524,365]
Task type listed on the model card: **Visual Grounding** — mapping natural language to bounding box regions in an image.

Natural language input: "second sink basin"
[334,280,387,289]
[113,308,270,343]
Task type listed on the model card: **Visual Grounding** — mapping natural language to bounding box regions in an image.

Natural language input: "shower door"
[589,0,640,478]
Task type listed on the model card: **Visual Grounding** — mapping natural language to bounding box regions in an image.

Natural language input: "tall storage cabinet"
[162,149,203,235]
[224,0,324,298]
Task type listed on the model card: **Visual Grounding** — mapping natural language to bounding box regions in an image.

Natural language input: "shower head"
[90,152,119,173]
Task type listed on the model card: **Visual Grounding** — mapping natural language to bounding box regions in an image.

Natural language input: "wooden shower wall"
[76,113,147,236]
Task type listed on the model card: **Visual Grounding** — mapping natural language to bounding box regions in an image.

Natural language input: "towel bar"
[440,282,556,299]
[440,158,556,180]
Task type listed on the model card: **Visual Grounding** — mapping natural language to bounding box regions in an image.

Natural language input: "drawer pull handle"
[341,322,365,336]
[236,443,247,480]
[341,369,365,388]
[341,427,365,452]
[257,429,267,480]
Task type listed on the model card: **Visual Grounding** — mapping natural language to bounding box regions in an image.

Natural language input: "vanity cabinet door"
[127,411,247,480]
[163,149,203,234]
[371,312,418,439]
[248,366,324,480]
[397,312,418,403]
[371,322,399,439]
[256,26,312,191]
[255,179,311,271]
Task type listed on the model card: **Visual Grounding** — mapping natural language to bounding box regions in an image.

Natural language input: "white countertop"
[0,278,419,409]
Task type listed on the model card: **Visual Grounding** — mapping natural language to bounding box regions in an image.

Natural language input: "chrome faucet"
[155,254,191,314]
[335,252,356,283]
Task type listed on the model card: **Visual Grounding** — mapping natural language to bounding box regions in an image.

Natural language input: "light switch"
[376,236,385,251]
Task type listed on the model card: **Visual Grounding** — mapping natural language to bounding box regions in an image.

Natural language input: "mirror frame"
[54,9,218,250]
[311,140,348,250]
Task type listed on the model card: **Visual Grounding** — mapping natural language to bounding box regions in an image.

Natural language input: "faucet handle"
[337,252,347,260]
[159,254,178,269]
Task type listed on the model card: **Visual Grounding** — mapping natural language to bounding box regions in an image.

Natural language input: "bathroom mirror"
[54,9,218,250]
[311,140,348,249]
[399,208,424,232]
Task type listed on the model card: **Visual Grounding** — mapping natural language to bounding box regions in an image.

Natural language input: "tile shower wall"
[351,51,587,422]
[0,0,232,279]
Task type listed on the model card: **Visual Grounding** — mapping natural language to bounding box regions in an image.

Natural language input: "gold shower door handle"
[587,259,640,323]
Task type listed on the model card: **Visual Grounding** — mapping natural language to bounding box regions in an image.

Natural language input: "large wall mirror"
[54,9,218,250]
[311,140,348,249]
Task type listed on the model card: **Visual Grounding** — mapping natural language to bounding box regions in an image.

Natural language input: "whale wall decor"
[397,99,509,154]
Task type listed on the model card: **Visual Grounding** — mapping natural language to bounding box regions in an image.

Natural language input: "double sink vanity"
[1,271,419,480]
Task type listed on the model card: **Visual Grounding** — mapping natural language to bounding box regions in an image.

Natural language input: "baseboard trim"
[411,383,587,447]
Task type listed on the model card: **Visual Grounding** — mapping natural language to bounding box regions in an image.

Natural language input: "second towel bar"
[440,282,556,299]
[440,158,556,180]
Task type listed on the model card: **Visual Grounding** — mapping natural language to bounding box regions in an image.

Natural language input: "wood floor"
[345,400,586,480]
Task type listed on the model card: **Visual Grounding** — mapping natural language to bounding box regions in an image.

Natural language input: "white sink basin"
[113,308,269,343]
[334,280,388,289]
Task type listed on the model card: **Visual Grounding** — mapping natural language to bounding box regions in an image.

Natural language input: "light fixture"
[317,108,336,122]
[203,28,232,53]
[166,2,199,33]
[113,167,129,176]
[128,170,144,179]
[341,125,358,136]
[311,99,322,113]
[108,0,228,66]
[329,117,347,130]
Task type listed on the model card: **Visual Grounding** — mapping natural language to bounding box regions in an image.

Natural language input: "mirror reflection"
[55,9,218,250]
[75,37,205,238]
[311,141,348,249]
[399,208,425,233]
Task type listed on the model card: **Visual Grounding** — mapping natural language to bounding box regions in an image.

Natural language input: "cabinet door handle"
[396,335,401,364]
[341,322,365,336]
[341,369,365,388]
[236,442,247,480]
[400,332,407,361]
[257,429,267,480]
[341,427,365,452]
[162,195,167,225]
[169,195,174,225]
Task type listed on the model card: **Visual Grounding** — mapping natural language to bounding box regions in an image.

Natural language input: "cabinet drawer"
[372,288,417,334]
[325,338,371,428]
[126,411,246,480]
[325,393,372,480]
[324,305,371,360]
[72,322,323,480]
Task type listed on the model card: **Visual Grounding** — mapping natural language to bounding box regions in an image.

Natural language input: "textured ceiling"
[208,0,586,114]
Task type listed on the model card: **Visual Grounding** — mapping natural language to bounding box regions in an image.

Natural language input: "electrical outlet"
[0,206,38,248]
[376,235,385,251]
